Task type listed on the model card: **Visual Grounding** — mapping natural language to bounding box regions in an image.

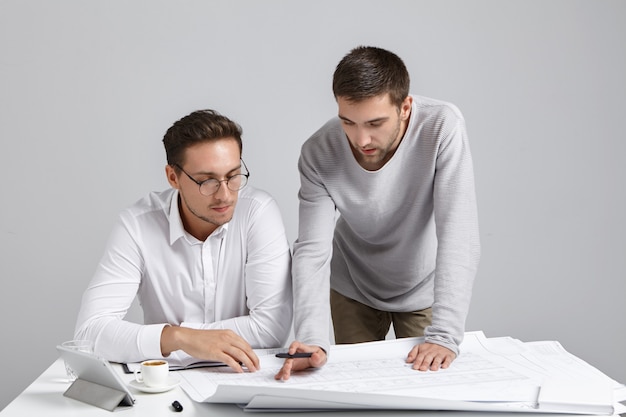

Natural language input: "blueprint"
[178,331,626,414]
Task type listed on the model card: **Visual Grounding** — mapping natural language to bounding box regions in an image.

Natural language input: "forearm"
[183,310,291,349]
[292,201,336,353]
[292,260,332,354]
[429,122,480,351]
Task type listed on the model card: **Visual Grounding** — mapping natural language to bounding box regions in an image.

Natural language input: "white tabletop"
[1,358,615,416]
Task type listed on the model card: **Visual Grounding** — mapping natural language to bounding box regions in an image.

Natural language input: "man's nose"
[354,128,372,148]
[214,180,232,198]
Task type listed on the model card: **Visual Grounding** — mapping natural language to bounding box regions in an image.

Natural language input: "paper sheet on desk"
[178,331,624,414]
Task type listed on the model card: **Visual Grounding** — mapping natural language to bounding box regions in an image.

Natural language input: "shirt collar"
[168,189,229,245]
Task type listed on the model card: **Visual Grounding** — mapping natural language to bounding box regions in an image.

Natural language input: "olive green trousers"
[330,288,433,344]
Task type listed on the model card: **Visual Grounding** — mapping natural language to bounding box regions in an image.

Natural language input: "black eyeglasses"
[175,159,250,196]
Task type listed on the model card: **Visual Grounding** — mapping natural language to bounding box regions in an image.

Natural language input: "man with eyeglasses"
[75,109,292,372]
[276,46,480,380]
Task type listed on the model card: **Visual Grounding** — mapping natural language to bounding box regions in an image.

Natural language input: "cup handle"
[134,369,143,383]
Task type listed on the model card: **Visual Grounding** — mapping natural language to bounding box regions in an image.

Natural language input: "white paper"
[177,331,623,414]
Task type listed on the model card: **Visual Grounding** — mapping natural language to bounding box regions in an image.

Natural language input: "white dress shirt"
[75,186,292,363]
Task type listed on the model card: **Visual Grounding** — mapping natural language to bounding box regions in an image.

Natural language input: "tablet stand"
[64,378,129,411]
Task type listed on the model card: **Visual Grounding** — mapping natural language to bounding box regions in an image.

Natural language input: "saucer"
[128,375,181,393]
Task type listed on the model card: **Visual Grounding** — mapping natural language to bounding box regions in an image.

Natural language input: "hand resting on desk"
[161,326,260,373]
[407,342,456,371]
[274,341,327,381]
[273,340,455,379]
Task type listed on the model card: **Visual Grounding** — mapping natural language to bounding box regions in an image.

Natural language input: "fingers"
[220,335,260,373]
[406,343,456,372]
[274,342,327,381]
[440,353,454,369]
[274,356,312,381]
[222,353,256,373]
[220,347,260,373]
[234,342,260,371]
[406,345,419,362]
[274,340,301,381]
[177,328,260,373]
[285,340,307,354]
[274,359,293,381]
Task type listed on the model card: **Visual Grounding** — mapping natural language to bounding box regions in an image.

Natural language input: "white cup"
[61,339,94,382]
[134,360,169,387]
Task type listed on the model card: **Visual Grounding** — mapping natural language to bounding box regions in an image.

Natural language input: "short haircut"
[332,46,410,108]
[163,109,243,168]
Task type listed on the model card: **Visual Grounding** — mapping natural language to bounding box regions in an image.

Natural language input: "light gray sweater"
[292,95,481,355]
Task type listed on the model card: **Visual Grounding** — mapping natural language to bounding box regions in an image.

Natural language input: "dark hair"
[163,109,243,168]
[332,46,410,108]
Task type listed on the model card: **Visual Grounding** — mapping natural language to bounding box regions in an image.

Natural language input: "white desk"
[1,358,621,416]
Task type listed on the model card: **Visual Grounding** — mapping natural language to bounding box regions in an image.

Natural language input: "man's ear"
[165,165,180,189]
[400,96,413,120]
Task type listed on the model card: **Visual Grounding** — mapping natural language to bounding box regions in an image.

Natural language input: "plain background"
[1,0,624,410]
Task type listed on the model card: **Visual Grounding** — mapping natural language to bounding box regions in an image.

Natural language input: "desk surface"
[1,358,619,417]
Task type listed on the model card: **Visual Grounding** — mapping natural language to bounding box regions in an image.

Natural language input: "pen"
[275,352,313,359]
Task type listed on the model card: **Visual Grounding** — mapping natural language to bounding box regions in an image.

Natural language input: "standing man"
[75,109,292,373]
[277,46,480,380]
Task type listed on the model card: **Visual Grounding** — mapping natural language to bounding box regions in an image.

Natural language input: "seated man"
[75,109,292,372]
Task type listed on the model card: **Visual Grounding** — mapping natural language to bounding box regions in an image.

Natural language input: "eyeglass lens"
[199,174,248,196]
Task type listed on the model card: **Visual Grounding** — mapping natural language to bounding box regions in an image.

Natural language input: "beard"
[351,117,403,169]
[180,193,235,229]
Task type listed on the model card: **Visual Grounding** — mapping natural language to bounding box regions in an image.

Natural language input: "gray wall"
[1,0,624,410]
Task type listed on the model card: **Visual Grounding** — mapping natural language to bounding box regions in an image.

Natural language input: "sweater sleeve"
[291,149,337,354]
[426,113,481,355]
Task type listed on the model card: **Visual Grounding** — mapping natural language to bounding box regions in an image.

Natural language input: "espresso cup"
[134,360,169,387]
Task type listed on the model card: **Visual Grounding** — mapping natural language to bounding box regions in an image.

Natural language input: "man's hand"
[274,341,327,381]
[161,326,260,373]
[406,342,456,371]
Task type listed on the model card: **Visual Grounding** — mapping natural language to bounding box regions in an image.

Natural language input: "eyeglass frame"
[173,159,250,196]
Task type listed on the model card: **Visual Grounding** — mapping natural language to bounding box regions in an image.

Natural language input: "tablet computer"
[57,345,135,410]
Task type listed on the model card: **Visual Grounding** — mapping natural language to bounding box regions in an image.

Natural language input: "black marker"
[171,400,183,412]
[275,352,313,359]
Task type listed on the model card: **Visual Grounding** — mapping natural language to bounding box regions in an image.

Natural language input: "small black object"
[275,352,313,359]
[171,400,183,412]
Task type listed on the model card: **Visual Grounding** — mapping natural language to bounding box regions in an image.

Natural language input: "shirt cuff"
[139,323,169,359]
[180,321,202,329]
[424,333,460,356]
